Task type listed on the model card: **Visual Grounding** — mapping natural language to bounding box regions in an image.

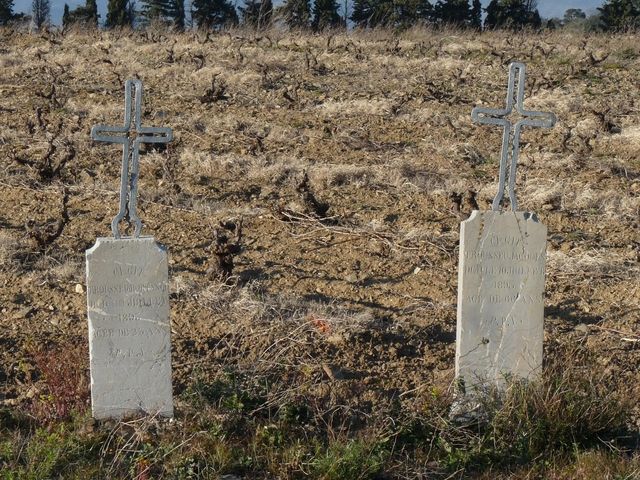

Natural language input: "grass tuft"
[439,358,633,472]
[311,438,388,480]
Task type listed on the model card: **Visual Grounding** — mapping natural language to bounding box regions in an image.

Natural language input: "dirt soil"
[0,28,638,425]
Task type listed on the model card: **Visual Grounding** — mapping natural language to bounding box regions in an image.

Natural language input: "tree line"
[1,0,640,33]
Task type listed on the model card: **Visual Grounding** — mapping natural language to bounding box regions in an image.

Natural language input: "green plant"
[255,423,285,448]
[311,438,388,480]
[617,46,638,59]
[186,372,265,414]
[440,360,632,472]
[0,425,85,480]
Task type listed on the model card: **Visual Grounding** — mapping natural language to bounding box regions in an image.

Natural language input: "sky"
[13,0,604,27]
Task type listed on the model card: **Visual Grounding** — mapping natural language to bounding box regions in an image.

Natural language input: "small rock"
[326,334,344,345]
[321,363,344,381]
[345,273,358,283]
[13,307,33,319]
[574,323,589,334]
[79,417,97,435]
[413,266,422,274]
[75,284,84,294]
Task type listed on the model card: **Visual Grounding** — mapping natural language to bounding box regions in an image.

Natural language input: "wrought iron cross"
[472,62,556,211]
[91,79,173,238]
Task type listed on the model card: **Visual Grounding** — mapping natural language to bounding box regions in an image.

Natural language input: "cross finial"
[91,79,173,238]
[472,62,556,212]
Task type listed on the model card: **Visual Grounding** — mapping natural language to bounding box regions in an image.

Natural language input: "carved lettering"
[113,262,144,277]
[86,237,173,419]
[456,211,546,390]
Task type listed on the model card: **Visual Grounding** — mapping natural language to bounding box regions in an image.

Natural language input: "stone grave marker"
[87,79,174,419]
[456,62,556,393]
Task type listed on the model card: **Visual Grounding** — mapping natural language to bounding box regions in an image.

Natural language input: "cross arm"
[517,110,556,129]
[136,126,173,144]
[471,107,511,127]
[91,124,129,144]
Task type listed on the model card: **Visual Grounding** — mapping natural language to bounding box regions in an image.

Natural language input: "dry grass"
[0,25,639,478]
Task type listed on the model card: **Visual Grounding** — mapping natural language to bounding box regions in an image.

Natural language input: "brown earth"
[0,27,638,436]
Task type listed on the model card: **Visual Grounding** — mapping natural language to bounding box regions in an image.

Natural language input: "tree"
[563,8,585,23]
[62,3,70,25]
[528,8,541,27]
[63,0,99,27]
[350,0,380,27]
[106,0,134,27]
[484,0,541,30]
[598,0,640,31]
[583,13,602,31]
[31,0,50,29]
[140,0,183,25]
[402,0,433,26]
[470,0,481,29]
[0,0,13,25]
[484,0,498,26]
[433,0,469,26]
[351,0,432,28]
[168,0,185,29]
[140,0,186,27]
[416,0,433,21]
[277,0,310,29]
[240,0,273,28]
[312,0,341,29]
[141,0,171,22]
[85,0,98,24]
[192,0,238,29]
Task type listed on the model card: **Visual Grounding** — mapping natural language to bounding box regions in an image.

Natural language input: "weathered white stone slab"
[86,237,173,419]
[456,211,546,391]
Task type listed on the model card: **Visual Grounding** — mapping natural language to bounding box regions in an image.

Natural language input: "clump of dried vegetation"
[0,25,639,478]
[1,326,638,478]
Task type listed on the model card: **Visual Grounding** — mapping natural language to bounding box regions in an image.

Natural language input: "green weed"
[311,438,388,480]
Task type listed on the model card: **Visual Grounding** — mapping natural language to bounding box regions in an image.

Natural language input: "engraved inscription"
[93,327,167,338]
[86,237,173,420]
[113,262,144,276]
[456,211,546,390]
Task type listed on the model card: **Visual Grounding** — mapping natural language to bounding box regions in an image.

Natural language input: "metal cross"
[91,79,173,238]
[472,62,556,212]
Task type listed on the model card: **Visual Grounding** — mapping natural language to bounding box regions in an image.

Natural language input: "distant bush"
[599,0,640,31]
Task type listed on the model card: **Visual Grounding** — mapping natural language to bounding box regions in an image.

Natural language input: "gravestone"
[456,62,556,393]
[87,79,174,419]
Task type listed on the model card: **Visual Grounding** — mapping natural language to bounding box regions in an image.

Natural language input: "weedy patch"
[27,342,90,424]
[439,360,633,472]
[311,438,389,480]
[1,336,637,479]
